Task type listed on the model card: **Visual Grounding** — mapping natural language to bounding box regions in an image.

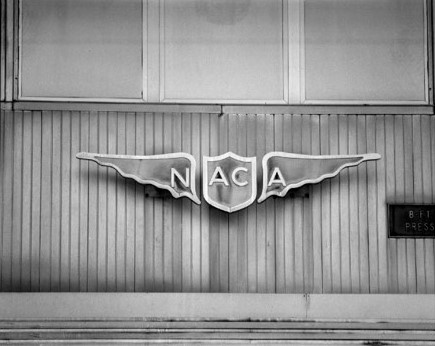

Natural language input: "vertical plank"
[256,114,266,293]
[385,114,397,292]
[172,113,183,292]
[50,111,62,291]
[11,111,23,291]
[125,112,136,291]
[246,114,257,292]
[357,116,369,293]
[311,114,322,293]
[422,115,434,293]
[301,114,313,293]
[218,115,229,292]
[97,112,108,291]
[375,115,388,293]
[320,114,332,293]
[21,111,33,292]
[412,115,426,293]
[428,116,435,293]
[153,112,164,291]
[69,111,80,292]
[1,111,13,291]
[144,113,155,291]
[79,112,89,291]
[347,115,360,292]
[106,112,118,291]
[199,114,210,292]
[283,115,294,293]
[366,115,379,293]
[237,114,248,293]
[228,114,238,293]
[265,114,276,293]
[162,113,173,291]
[274,114,285,293]
[191,113,201,292]
[60,112,71,292]
[403,115,416,293]
[181,113,192,291]
[338,115,351,293]
[292,114,304,293]
[40,111,52,291]
[208,114,220,292]
[328,114,340,293]
[87,111,98,292]
[394,116,407,293]
[115,112,126,291]
[134,113,145,292]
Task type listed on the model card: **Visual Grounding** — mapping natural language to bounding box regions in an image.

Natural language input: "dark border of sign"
[388,204,435,238]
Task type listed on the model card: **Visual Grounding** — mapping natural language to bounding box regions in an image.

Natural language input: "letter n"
[171,168,190,188]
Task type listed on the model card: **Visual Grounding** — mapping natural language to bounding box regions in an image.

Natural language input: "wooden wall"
[0,110,434,293]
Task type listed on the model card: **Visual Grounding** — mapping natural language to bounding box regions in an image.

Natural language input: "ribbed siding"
[0,110,434,293]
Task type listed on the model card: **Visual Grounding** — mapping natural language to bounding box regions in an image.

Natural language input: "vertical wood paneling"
[30,111,42,291]
[153,113,163,291]
[172,113,182,292]
[50,111,61,291]
[1,110,434,294]
[11,111,22,291]
[275,114,285,293]
[328,115,340,293]
[228,114,238,293]
[106,111,117,291]
[125,113,136,292]
[199,114,210,292]
[21,112,32,292]
[96,111,108,292]
[422,116,435,293]
[219,115,229,293]
[348,115,360,293]
[191,113,202,292]
[143,113,154,292]
[283,115,294,293]
[366,115,379,293]
[338,115,351,293]
[320,115,332,293]
[357,116,369,293]
[181,113,192,291]
[87,111,98,292]
[1,111,13,291]
[133,112,145,292]
[375,116,388,293]
[246,114,257,293]
[311,114,322,294]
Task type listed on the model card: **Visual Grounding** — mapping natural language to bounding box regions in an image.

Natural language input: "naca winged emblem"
[77,151,381,212]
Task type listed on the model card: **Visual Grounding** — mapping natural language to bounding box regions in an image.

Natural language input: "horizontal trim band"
[223,105,435,115]
[9,102,223,113]
[0,294,433,322]
[2,101,434,115]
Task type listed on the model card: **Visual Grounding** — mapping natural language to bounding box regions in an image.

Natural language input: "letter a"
[209,166,229,186]
[171,167,190,188]
[267,167,286,187]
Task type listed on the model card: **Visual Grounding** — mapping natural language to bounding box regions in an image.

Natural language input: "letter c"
[231,167,248,187]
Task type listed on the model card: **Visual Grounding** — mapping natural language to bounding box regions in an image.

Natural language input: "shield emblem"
[203,152,257,213]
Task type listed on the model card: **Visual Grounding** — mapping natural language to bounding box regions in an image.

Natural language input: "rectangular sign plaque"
[388,204,435,238]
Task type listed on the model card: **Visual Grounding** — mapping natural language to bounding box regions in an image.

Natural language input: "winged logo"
[77,151,380,212]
